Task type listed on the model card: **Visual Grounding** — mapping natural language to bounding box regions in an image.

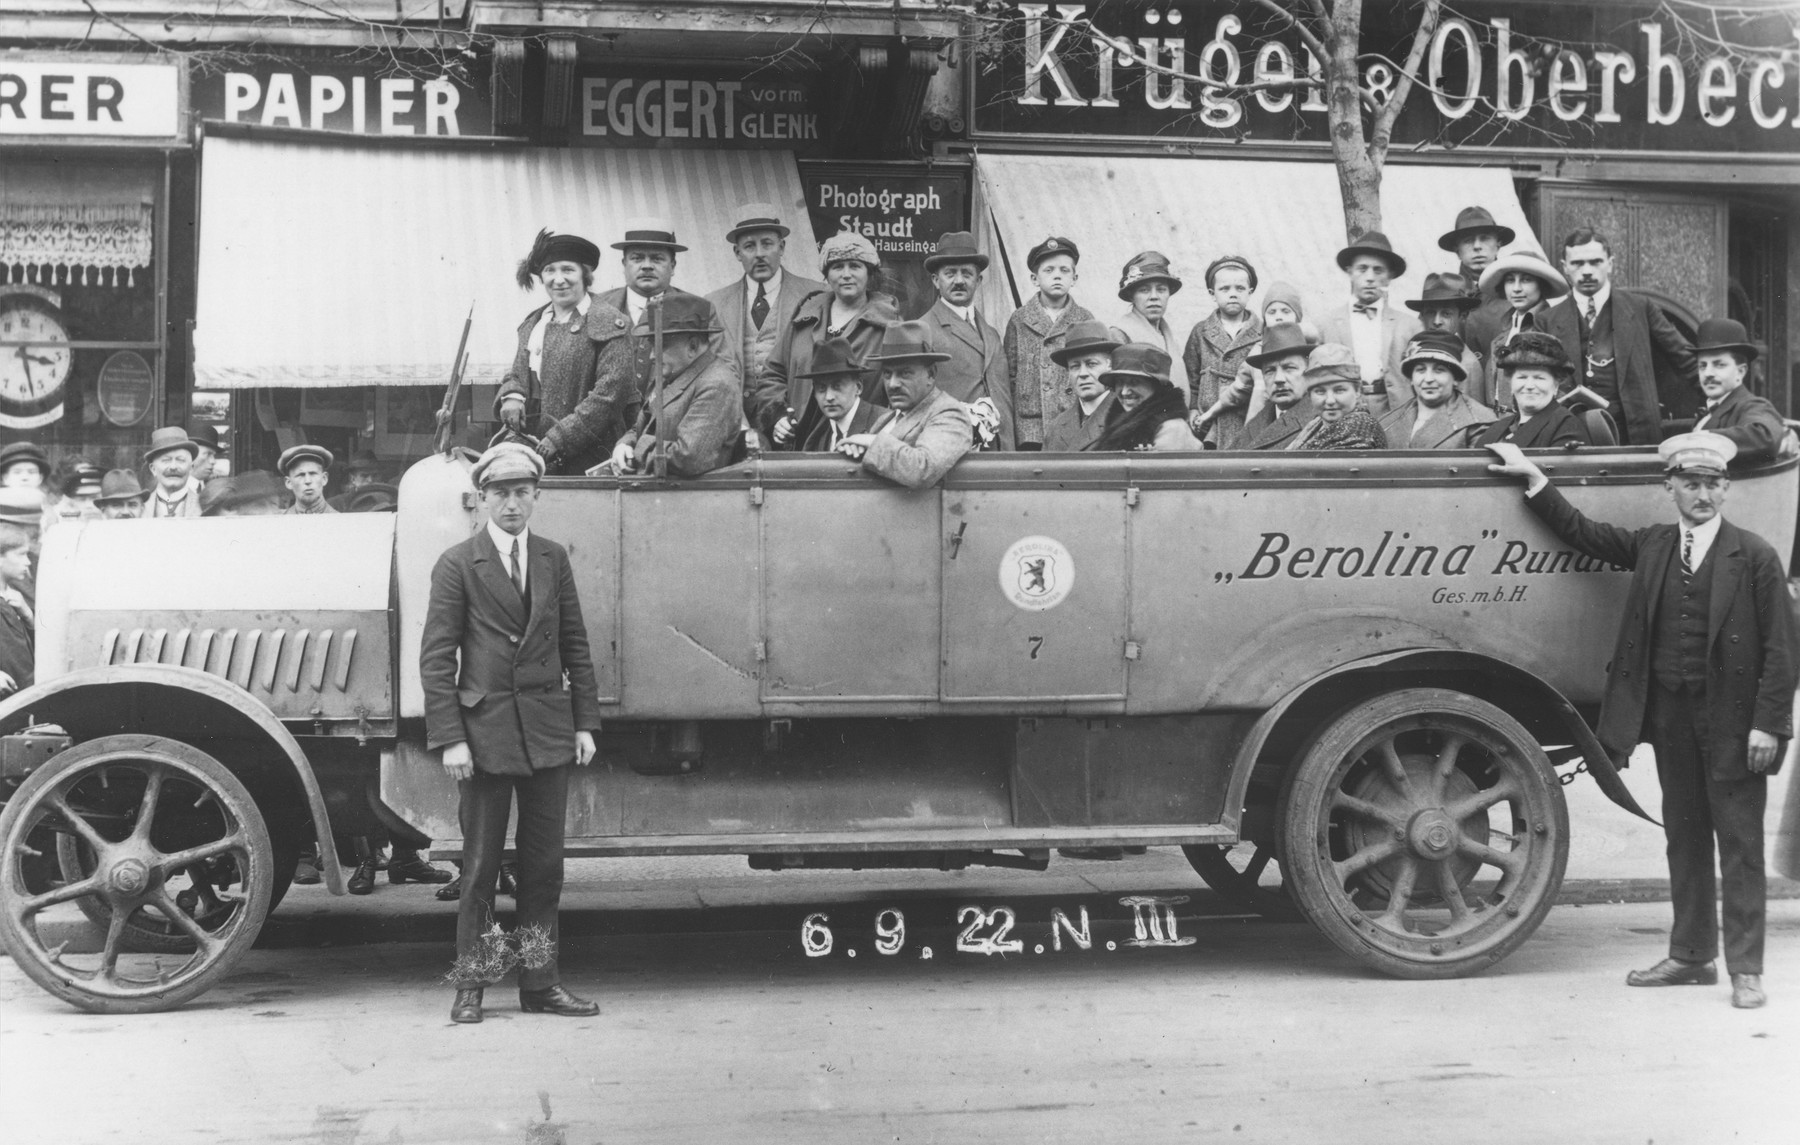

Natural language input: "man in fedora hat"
[1489,431,1796,1010]
[837,321,974,488]
[1004,236,1094,450]
[705,204,826,390]
[143,427,202,518]
[1543,227,1699,445]
[1241,325,1316,451]
[187,422,227,483]
[596,218,729,425]
[609,295,742,478]
[94,469,151,520]
[1318,232,1420,417]
[1404,272,1488,404]
[422,441,602,1025]
[497,229,637,475]
[1378,333,1495,449]
[1439,205,1517,357]
[0,442,48,489]
[791,337,883,452]
[1690,318,1784,465]
[919,230,1013,450]
[279,444,337,515]
[1041,320,1118,452]
[201,472,286,517]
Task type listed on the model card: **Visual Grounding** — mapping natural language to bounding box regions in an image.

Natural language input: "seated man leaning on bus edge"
[609,295,743,478]
[795,337,883,451]
[1241,324,1314,451]
[836,320,974,489]
[1690,318,1785,466]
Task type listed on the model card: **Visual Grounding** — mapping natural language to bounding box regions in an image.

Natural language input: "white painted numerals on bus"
[956,905,1024,955]
[801,912,833,957]
[874,908,906,955]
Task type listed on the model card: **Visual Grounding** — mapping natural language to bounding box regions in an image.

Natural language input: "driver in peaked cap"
[1488,430,1795,1011]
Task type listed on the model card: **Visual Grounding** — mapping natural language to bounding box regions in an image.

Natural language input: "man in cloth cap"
[1404,272,1488,405]
[918,230,1013,450]
[1689,318,1785,466]
[837,321,974,488]
[279,444,337,515]
[705,205,826,392]
[1439,206,1517,360]
[793,338,884,452]
[143,427,202,518]
[1003,236,1094,449]
[1377,333,1495,449]
[422,441,603,1025]
[1241,325,1316,451]
[1041,321,1118,453]
[94,469,151,520]
[497,230,637,474]
[595,219,730,431]
[609,295,742,478]
[1488,431,1795,1010]
[1318,232,1421,418]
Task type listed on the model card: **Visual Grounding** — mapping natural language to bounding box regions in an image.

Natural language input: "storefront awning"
[194,136,821,388]
[975,153,1535,332]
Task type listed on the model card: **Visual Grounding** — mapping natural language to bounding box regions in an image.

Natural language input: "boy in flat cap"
[422,442,602,1025]
[1489,432,1794,1010]
[1003,236,1094,450]
[1183,254,1261,449]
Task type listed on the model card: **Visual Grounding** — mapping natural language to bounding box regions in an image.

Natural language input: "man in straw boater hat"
[608,294,742,478]
[1317,230,1421,418]
[142,426,203,518]
[422,441,603,1025]
[705,203,826,388]
[595,218,728,412]
[1040,320,1119,453]
[835,320,974,488]
[1439,205,1517,361]
[1689,317,1785,467]
[789,337,883,452]
[918,230,1013,450]
[497,229,636,475]
[1488,431,1796,1010]
[1377,332,1495,450]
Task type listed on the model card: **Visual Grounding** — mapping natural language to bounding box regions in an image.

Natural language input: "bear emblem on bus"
[999,536,1073,612]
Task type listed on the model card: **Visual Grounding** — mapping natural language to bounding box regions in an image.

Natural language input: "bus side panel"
[535,486,622,703]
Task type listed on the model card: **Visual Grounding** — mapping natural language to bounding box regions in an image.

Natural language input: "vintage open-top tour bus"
[2,440,1795,1012]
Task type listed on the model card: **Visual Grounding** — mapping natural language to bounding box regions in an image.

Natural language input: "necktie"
[750,283,770,330]
[1681,529,1693,575]
[1583,297,1597,328]
[510,537,527,601]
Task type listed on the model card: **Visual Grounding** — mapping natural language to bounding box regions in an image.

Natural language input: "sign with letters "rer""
[0,62,181,138]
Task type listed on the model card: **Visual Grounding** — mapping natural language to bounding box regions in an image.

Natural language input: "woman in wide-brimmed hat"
[1480,251,1569,408]
[1287,344,1388,451]
[1084,344,1202,453]
[1109,252,1190,397]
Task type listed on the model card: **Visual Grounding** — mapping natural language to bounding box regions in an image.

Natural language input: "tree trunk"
[1324,0,1381,240]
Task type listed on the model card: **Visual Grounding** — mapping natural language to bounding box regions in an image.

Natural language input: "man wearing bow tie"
[1318,232,1420,417]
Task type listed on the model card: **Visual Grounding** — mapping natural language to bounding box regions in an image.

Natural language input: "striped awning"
[194,137,820,388]
[975,153,1536,331]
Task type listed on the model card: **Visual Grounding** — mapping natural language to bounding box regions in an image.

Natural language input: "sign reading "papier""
[193,64,490,136]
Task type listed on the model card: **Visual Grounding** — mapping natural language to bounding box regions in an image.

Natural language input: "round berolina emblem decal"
[1000,536,1073,611]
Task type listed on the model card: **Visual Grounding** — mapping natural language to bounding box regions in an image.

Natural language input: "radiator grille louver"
[98,626,359,694]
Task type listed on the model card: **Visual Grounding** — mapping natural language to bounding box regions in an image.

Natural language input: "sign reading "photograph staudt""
[975,1,1800,154]
[572,69,825,150]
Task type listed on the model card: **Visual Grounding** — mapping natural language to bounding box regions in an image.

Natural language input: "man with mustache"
[918,231,1013,450]
[704,205,826,407]
[595,219,729,429]
[1689,318,1784,466]
[835,321,974,488]
[1489,431,1795,1010]
[1241,325,1315,451]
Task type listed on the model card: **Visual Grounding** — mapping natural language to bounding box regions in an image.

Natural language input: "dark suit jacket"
[1471,404,1588,449]
[621,349,743,477]
[1527,483,1796,779]
[1041,394,1113,452]
[797,399,883,452]
[1243,404,1309,450]
[920,299,1015,450]
[594,286,730,424]
[1542,289,1699,445]
[421,531,603,777]
[1695,384,1786,466]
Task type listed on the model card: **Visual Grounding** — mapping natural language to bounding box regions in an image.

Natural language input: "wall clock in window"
[0,290,73,430]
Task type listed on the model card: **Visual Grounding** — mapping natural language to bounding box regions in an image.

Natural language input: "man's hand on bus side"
[441,742,474,782]
[1485,443,1550,496]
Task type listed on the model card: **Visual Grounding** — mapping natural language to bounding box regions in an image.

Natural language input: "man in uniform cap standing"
[279,444,337,515]
[422,442,602,1024]
[1439,206,1517,361]
[1318,232,1421,417]
[918,231,1013,450]
[705,205,826,390]
[1689,318,1785,466]
[143,427,202,518]
[1004,236,1093,449]
[1488,431,1795,1010]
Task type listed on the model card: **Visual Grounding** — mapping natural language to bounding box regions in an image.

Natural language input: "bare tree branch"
[1248,0,1331,64]
[1370,0,1442,165]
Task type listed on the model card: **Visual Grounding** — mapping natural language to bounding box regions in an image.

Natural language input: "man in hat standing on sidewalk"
[705,205,826,392]
[1439,206,1517,360]
[1041,321,1118,453]
[94,469,151,520]
[1488,431,1795,1010]
[280,445,337,515]
[423,441,602,1025]
[1689,318,1785,466]
[837,321,974,488]
[609,295,742,478]
[1318,232,1420,417]
[143,427,202,518]
[919,230,1013,450]
[1004,236,1093,450]
[1404,272,1488,404]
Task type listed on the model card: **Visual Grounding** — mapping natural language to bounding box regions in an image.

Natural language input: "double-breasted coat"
[1182,312,1263,449]
[421,531,603,776]
[496,293,637,471]
[1002,295,1095,447]
[920,299,1015,451]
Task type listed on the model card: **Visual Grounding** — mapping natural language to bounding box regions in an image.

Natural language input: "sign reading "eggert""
[575,72,823,149]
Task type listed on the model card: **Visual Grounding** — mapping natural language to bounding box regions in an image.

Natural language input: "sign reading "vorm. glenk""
[976,1,1800,154]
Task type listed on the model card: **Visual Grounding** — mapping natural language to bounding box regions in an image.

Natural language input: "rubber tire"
[1182,842,1302,921]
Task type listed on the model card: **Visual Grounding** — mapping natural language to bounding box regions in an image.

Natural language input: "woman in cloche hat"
[1084,343,1201,453]
[1288,344,1388,451]
[1109,253,1189,397]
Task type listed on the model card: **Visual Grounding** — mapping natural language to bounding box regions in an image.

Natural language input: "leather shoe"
[389,852,453,885]
[1626,957,1718,987]
[451,987,484,1024]
[497,862,519,897]
[435,875,462,902]
[1731,973,1766,1009]
[347,855,378,896]
[519,984,598,1017]
[292,855,322,886]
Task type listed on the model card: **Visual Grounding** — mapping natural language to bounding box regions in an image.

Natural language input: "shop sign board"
[975,1,1800,154]
[573,69,825,150]
[193,63,490,136]
[800,163,969,319]
[0,62,181,138]
[97,351,156,428]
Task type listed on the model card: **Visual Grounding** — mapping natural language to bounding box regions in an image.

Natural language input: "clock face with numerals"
[0,297,73,430]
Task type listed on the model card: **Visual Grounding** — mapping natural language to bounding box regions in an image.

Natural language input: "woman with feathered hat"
[495,229,637,474]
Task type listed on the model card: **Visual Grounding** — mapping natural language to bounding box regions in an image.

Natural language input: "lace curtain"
[0,202,155,288]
